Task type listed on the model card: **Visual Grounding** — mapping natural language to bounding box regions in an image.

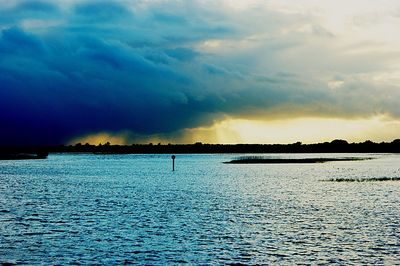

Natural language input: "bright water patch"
[0,153,399,264]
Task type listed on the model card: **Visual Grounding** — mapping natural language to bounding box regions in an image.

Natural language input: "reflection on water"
[0,154,399,264]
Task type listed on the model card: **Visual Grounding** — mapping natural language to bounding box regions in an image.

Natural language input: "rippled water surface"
[1,153,399,264]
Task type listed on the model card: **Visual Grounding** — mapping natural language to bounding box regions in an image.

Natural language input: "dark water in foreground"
[0,153,399,264]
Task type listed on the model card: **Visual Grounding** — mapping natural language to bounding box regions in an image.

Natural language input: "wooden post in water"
[171,155,176,171]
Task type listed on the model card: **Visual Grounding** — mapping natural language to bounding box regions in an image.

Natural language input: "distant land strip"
[1,139,400,156]
[223,157,371,164]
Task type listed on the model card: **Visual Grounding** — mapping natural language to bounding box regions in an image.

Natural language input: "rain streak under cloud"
[1,0,400,145]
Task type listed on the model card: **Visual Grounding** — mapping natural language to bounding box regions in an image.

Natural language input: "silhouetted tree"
[330,139,348,145]
[392,139,400,145]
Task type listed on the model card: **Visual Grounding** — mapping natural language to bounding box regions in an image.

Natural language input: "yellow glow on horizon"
[68,116,400,145]
[186,116,400,144]
[68,132,128,145]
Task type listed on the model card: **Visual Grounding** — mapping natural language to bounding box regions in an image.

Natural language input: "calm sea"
[0,153,399,264]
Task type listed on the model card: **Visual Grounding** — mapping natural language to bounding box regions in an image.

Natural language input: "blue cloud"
[15,1,58,13]
[165,47,199,62]
[152,12,187,24]
[74,1,132,21]
[0,26,45,54]
[0,1,60,24]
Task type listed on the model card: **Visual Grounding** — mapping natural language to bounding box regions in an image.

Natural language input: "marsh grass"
[235,156,267,160]
[324,177,400,182]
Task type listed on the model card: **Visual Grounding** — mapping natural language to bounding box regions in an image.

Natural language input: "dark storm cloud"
[0,0,398,145]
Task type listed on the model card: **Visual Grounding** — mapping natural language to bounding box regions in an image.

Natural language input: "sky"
[1,0,400,145]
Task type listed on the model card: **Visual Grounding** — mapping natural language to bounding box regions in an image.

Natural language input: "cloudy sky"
[1,0,400,145]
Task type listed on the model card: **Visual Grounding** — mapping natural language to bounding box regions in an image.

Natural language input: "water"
[0,153,399,265]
